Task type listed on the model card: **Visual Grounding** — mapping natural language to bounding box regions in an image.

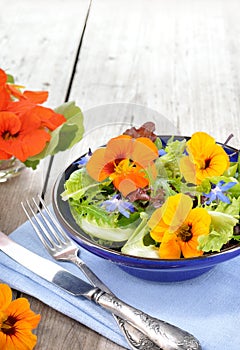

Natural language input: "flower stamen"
[113,159,134,176]
[1,316,16,334]
[87,135,158,197]
[204,158,211,169]
[177,223,192,242]
[0,283,41,349]
[2,130,18,140]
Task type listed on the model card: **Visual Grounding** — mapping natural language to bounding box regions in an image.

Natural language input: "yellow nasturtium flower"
[148,193,211,259]
[0,283,41,350]
[180,132,230,185]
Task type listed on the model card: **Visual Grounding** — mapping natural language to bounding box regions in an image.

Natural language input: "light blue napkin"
[0,211,240,350]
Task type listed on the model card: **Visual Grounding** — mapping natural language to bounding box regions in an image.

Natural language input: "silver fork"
[21,196,161,350]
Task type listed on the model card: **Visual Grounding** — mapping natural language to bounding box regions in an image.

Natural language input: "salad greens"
[61,123,239,259]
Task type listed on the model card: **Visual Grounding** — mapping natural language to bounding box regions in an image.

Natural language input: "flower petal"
[23,90,48,104]
[220,181,237,192]
[6,84,24,100]
[0,112,21,136]
[162,194,193,229]
[159,237,181,259]
[32,106,66,130]
[86,148,112,181]
[179,155,197,184]
[216,192,231,203]
[0,322,38,350]
[104,135,133,162]
[0,69,7,86]
[0,284,12,311]
[179,239,204,258]
[112,163,149,196]
[181,132,230,184]
[131,137,158,168]
[7,298,41,329]
[179,208,211,258]
[148,194,193,242]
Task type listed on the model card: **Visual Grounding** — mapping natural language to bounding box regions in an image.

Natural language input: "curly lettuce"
[62,168,139,243]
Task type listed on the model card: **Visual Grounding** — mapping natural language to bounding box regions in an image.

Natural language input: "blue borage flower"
[74,148,92,167]
[158,149,167,156]
[100,194,135,218]
[203,180,237,205]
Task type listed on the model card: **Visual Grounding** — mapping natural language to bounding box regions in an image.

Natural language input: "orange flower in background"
[0,68,66,162]
[0,111,52,161]
[148,193,211,258]
[180,132,230,185]
[0,283,41,350]
[86,134,158,196]
[0,69,11,110]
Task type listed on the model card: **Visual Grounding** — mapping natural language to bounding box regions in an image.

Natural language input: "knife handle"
[73,257,161,350]
[87,289,201,350]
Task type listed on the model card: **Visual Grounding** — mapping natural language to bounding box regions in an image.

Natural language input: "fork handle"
[88,289,201,350]
[73,257,111,292]
[72,256,161,350]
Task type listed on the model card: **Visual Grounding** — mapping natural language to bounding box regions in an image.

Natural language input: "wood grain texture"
[69,0,240,145]
[1,1,120,350]
[1,0,240,349]
[0,0,91,227]
[0,160,49,234]
[0,0,91,106]
[27,296,123,350]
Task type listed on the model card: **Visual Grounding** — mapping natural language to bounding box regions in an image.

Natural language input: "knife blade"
[0,231,201,350]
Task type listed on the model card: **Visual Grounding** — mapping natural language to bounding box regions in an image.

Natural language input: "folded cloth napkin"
[0,210,240,350]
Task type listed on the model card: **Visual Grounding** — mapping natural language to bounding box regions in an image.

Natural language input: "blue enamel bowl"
[52,137,240,282]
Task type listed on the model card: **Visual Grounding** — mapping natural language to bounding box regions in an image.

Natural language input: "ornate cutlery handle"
[86,288,201,350]
[73,256,161,350]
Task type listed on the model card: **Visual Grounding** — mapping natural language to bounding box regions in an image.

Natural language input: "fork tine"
[37,195,72,244]
[21,199,55,253]
[31,197,64,246]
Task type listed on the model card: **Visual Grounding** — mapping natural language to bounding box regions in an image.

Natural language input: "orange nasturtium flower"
[86,134,159,197]
[180,132,230,185]
[0,283,41,350]
[148,193,211,259]
[0,68,66,162]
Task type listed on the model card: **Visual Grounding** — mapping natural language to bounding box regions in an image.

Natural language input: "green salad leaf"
[198,211,238,252]
[61,128,239,259]
[122,213,159,258]
[63,167,139,243]
[155,138,186,180]
[61,168,102,201]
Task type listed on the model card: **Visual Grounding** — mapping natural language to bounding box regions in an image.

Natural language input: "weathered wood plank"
[0,2,116,350]
[67,0,240,146]
[48,0,240,199]
[0,0,92,232]
[0,160,49,234]
[45,2,240,349]
[1,1,240,349]
[27,297,123,350]
[0,0,91,106]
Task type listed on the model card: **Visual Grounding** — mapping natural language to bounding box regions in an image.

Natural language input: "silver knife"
[0,231,201,350]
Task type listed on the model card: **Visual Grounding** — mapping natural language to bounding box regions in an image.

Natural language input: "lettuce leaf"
[61,168,101,201]
[122,213,159,258]
[155,138,186,180]
[62,167,139,243]
[198,211,238,252]
[213,197,240,217]
[69,200,138,243]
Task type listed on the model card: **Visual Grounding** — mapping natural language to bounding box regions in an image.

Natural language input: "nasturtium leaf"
[25,101,84,167]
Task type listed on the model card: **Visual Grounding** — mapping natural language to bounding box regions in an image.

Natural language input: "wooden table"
[0,0,239,349]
